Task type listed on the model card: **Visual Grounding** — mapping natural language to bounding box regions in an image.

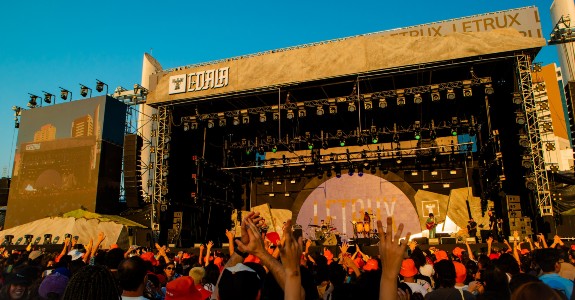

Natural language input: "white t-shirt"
[404,281,428,296]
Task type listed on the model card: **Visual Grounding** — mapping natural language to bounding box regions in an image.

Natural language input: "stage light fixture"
[393,133,399,144]
[522,155,532,168]
[515,111,526,125]
[316,106,324,116]
[298,103,307,118]
[431,170,438,176]
[59,87,71,100]
[357,136,365,146]
[271,145,278,153]
[446,88,456,100]
[336,129,343,137]
[519,134,529,147]
[322,140,328,150]
[443,183,451,188]
[217,113,226,127]
[430,85,440,101]
[286,109,295,120]
[348,102,356,112]
[364,100,373,110]
[484,83,494,95]
[183,122,189,131]
[414,131,421,140]
[348,165,354,176]
[42,91,54,104]
[451,127,458,136]
[27,93,39,108]
[339,138,346,147]
[308,141,314,150]
[546,142,556,151]
[258,147,265,155]
[372,135,378,144]
[462,80,472,97]
[207,119,215,128]
[357,165,364,177]
[190,121,199,130]
[413,93,423,104]
[231,115,240,126]
[430,130,437,140]
[328,104,337,114]
[397,96,406,106]
[395,153,402,165]
[541,122,553,132]
[240,109,250,124]
[525,176,536,190]
[379,98,388,108]
[335,164,342,178]
[79,84,92,98]
[423,184,429,189]
[512,92,522,105]
[259,113,266,123]
[450,169,457,175]
[539,101,549,110]
[96,79,108,93]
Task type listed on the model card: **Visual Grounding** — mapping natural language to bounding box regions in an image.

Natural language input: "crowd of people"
[0,213,574,300]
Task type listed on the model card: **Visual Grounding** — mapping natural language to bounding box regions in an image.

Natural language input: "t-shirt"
[424,287,475,300]
[540,273,574,299]
[404,281,428,296]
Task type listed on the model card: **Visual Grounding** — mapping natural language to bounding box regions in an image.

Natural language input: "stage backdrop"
[6,96,126,228]
[294,174,419,240]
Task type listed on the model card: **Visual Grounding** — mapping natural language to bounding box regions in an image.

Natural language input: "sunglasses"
[165,267,175,270]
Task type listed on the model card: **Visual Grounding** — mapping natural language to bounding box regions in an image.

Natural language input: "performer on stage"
[488,210,497,239]
[363,212,371,238]
[467,217,477,241]
[426,213,436,239]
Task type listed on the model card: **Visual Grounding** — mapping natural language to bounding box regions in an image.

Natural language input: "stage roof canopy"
[146,6,545,106]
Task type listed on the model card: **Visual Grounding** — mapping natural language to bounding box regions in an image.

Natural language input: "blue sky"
[0,0,561,177]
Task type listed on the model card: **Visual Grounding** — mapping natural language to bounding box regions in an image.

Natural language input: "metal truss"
[222,141,473,170]
[151,106,171,228]
[179,77,491,122]
[516,54,553,216]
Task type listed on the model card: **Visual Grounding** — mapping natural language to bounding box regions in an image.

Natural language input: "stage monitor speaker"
[466,237,477,244]
[441,237,457,244]
[413,237,428,245]
[429,238,440,245]
[355,238,371,246]
[123,134,143,207]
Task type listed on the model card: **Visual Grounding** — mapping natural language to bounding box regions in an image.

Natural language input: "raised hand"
[97,232,106,242]
[225,229,235,241]
[487,236,493,244]
[207,241,214,249]
[378,217,410,279]
[278,219,302,275]
[199,244,205,253]
[339,242,349,255]
[235,218,266,257]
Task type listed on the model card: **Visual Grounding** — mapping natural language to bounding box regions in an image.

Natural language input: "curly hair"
[61,265,120,300]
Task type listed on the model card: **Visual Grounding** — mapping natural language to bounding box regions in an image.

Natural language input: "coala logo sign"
[169,67,230,95]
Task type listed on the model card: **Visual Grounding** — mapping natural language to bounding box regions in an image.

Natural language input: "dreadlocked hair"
[61,265,121,300]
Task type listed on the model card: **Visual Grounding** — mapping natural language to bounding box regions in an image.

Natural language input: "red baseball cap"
[140,252,159,266]
[453,261,467,283]
[165,276,202,300]
[434,250,448,263]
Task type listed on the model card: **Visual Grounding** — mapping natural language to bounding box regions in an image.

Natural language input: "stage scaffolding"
[516,54,553,216]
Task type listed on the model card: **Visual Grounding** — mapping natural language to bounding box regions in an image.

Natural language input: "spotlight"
[272,145,278,153]
[357,165,364,177]
[190,121,199,130]
[430,85,440,101]
[307,141,314,150]
[446,88,456,100]
[218,113,226,127]
[396,154,402,165]
[28,93,39,108]
[397,96,406,106]
[515,111,526,125]
[329,104,337,114]
[414,131,421,140]
[339,138,346,147]
[512,92,522,105]
[316,106,324,116]
[286,110,295,120]
[42,91,54,104]
[379,98,388,108]
[348,165,354,176]
[96,79,108,93]
[393,134,399,144]
[242,115,250,124]
[443,183,451,188]
[259,113,267,123]
[484,83,494,95]
[335,164,342,178]
[541,122,553,132]
[451,127,458,136]
[59,87,71,100]
[519,134,530,147]
[79,84,92,98]
[546,142,556,151]
[207,119,215,128]
[525,176,536,190]
[348,102,356,112]
[413,93,423,104]
[522,155,532,168]
[462,80,472,97]
[133,83,148,95]
[539,101,549,110]
[233,116,240,126]
[364,100,373,110]
[272,111,280,121]
[183,123,189,131]
[372,135,378,144]
[298,104,307,118]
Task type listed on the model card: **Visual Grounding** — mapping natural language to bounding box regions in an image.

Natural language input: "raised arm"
[225,229,235,255]
[279,219,305,300]
[465,239,475,261]
[487,236,493,257]
[379,217,410,300]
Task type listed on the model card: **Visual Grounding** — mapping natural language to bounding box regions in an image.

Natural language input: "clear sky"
[0,0,562,177]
